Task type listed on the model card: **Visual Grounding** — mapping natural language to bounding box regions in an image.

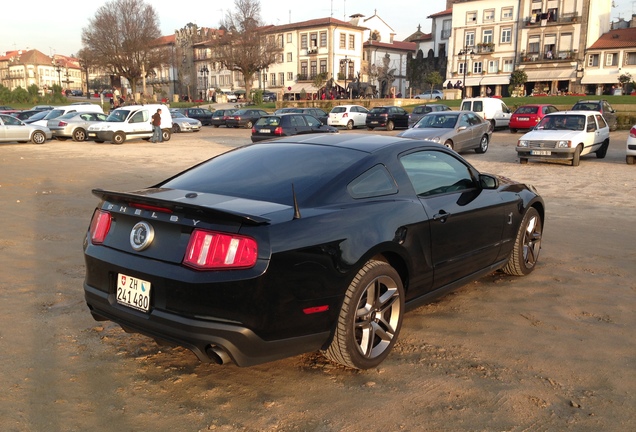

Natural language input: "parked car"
[273,107,329,125]
[0,105,19,114]
[509,104,559,133]
[71,90,84,96]
[570,99,618,131]
[627,125,636,164]
[251,113,338,142]
[47,111,109,141]
[12,110,43,121]
[516,111,610,166]
[0,114,51,144]
[225,109,269,128]
[171,111,202,133]
[327,105,369,129]
[460,97,512,131]
[224,92,238,102]
[414,89,444,100]
[210,109,237,127]
[365,106,409,131]
[27,104,104,127]
[262,92,277,102]
[408,104,452,127]
[82,133,544,369]
[31,105,54,111]
[22,110,51,124]
[177,108,213,126]
[87,104,172,144]
[397,111,491,153]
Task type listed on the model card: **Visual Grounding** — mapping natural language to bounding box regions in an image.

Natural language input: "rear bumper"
[85,283,330,367]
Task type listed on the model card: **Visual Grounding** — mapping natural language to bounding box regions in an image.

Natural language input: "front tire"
[572,145,581,166]
[245,121,253,129]
[323,260,404,369]
[443,140,454,150]
[475,134,489,153]
[162,129,171,141]
[112,132,125,145]
[502,207,542,276]
[510,128,517,133]
[596,140,609,159]
[489,120,496,132]
[73,128,86,142]
[32,131,46,144]
[627,155,635,164]
[346,120,354,130]
[172,124,181,134]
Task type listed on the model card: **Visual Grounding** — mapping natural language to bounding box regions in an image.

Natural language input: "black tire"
[346,120,354,130]
[55,136,68,141]
[172,124,181,134]
[112,132,125,145]
[32,131,46,144]
[510,128,517,133]
[502,207,542,276]
[489,120,496,132]
[214,124,220,128]
[367,127,374,131]
[246,120,253,129]
[386,120,395,131]
[627,155,635,165]
[572,145,581,166]
[95,140,105,143]
[72,128,86,142]
[322,260,404,369]
[475,134,489,153]
[596,140,609,159]
[443,140,454,150]
[520,157,528,164]
[435,96,441,100]
[162,129,171,141]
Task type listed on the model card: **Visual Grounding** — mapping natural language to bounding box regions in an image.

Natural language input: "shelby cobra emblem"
[130,221,154,251]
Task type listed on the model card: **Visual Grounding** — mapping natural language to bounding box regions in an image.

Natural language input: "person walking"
[151,108,162,143]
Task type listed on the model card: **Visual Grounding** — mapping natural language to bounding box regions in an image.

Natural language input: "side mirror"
[479,174,498,189]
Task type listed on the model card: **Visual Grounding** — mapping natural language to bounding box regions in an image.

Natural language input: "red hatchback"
[509,104,559,133]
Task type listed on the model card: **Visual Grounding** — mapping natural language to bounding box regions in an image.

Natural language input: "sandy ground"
[0,126,634,432]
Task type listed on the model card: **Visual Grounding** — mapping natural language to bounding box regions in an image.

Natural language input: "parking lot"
[1,126,634,431]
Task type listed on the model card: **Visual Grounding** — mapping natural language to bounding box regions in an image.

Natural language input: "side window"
[400,151,475,197]
[304,115,319,127]
[473,101,483,112]
[130,111,147,123]
[290,115,307,127]
[459,114,471,127]
[81,114,92,121]
[347,164,398,199]
[587,115,597,132]
[595,114,607,129]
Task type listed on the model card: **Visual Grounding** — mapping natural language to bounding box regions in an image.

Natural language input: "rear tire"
[367,127,374,131]
[322,260,404,369]
[475,134,489,153]
[246,121,253,129]
[510,128,517,133]
[520,157,528,164]
[489,120,496,132]
[346,120,354,130]
[386,121,395,131]
[502,207,542,276]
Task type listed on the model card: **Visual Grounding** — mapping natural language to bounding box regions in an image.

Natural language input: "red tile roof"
[261,17,367,33]
[588,28,636,49]
[364,40,417,52]
[428,8,452,19]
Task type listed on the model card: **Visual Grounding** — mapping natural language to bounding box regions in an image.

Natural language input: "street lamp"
[54,61,62,88]
[262,67,268,93]
[340,56,352,98]
[199,65,209,101]
[458,47,474,99]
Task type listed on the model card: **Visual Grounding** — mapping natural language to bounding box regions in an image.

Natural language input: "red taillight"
[58,121,68,126]
[130,203,172,213]
[183,229,257,270]
[251,126,256,134]
[342,113,349,118]
[89,209,112,244]
[274,126,284,136]
[630,126,636,138]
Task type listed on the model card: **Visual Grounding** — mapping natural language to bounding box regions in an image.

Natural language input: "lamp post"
[199,65,209,101]
[458,46,475,99]
[54,61,62,88]
[262,67,268,93]
[340,56,352,99]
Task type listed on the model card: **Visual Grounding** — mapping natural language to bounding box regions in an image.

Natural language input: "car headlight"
[556,140,571,148]
[180,121,189,127]
[429,136,441,143]
[518,140,529,147]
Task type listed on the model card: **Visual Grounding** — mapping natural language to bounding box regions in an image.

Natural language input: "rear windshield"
[369,108,388,114]
[572,102,600,111]
[515,106,539,114]
[44,109,65,119]
[160,143,365,205]
[331,107,347,113]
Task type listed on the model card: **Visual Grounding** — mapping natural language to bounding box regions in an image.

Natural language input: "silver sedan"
[397,111,491,154]
[0,114,51,144]
[171,112,202,133]
[47,112,108,141]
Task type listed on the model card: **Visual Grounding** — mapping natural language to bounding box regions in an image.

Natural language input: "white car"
[414,89,443,100]
[626,125,636,164]
[87,104,172,145]
[0,114,51,144]
[327,105,369,130]
[460,97,511,131]
[516,111,610,166]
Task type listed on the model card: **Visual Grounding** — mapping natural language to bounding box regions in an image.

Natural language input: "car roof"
[546,110,602,116]
[270,133,420,153]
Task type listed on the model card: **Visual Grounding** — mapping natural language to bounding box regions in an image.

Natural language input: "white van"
[460,97,511,130]
[87,104,172,144]
[29,104,103,127]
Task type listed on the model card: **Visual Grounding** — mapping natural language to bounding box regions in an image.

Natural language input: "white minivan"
[87,104,172,144]
[28,104,104,127]
[460,97,511,131]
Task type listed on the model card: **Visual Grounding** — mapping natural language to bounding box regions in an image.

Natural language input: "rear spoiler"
[92,188,272,226]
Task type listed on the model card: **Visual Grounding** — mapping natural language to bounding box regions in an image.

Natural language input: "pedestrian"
[447,81,453,89]
[486,87,492,97]
[151,108,162,143]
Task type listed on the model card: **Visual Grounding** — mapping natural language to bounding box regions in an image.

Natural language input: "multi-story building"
[516,0,612,95]
[448,0,520,97]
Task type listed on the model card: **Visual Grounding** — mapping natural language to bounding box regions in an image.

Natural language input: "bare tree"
[81,0,169,95]
[213,0,281,99]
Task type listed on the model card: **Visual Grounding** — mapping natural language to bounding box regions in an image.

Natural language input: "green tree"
[81,0,169,94]
[509,69,528,95]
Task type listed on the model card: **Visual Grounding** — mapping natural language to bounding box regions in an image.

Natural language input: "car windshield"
[515,106,539,114]
[43,109,65,119]
[415,113,459,129]
[572,102,599,111]
[369,108,388,114]
[106,110,131,122]
[537,115,585,131]
[160,143,365,205]
[28,111,50,120]
[172,112,186,118]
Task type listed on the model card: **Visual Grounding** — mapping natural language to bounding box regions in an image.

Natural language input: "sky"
[0,0,445,57]
[3,0,636,57]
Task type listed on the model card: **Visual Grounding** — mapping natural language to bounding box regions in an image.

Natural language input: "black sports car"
[83,134,544,369]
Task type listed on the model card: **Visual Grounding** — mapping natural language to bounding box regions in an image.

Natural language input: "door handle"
[433,210,450,223]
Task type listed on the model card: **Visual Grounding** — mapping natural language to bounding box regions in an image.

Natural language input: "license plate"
[259,129,270,133]
[116,273,151,312]
[531,150,551,156]
[518,117,529,121]
[370,121,378,124]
